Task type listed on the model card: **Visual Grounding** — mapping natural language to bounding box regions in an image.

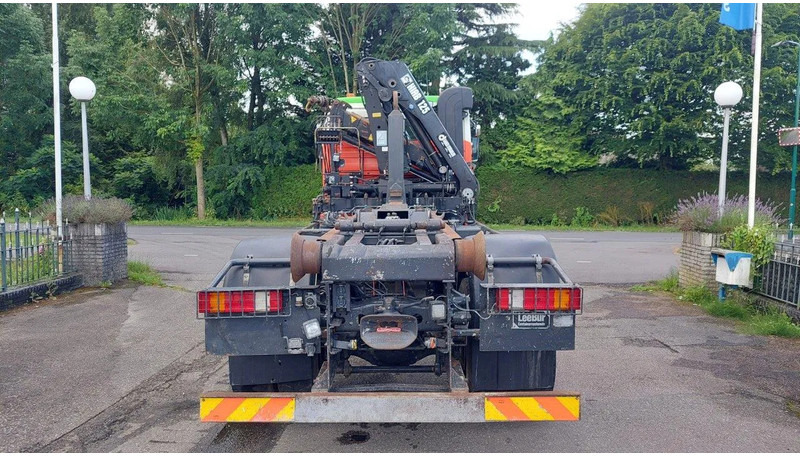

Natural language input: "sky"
[514,1,584,42]
[511,1,584,73]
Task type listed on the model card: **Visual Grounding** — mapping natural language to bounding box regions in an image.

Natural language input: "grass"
[631,271,680,292]
[129,217,308,228]
[127,261,166,287]
[634,271,800,338]
[487,223,678,232]
[787,400,800,420]
[131,216,678,232]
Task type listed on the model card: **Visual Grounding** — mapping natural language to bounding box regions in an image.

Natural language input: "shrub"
[638,201,656,224]
[37,195,133,224]
[570,206,594,227]
[672,193,783,233]
[596,206,627,226]
[721,224,776,270]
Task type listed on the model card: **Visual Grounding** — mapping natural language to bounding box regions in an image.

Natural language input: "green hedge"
[476,167,790,225]
[252,165,792,225]
[252,165,321,219]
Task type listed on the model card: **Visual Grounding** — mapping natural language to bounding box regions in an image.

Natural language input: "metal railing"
[755,240,800,308]
[0,209,72,292]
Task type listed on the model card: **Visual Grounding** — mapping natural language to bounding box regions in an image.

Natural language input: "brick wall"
[679,231,722,290]
[67,223,128,287]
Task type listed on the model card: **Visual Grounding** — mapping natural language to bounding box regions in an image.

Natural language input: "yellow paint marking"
[484,399,507,421]
[557,396,580,419]
[227,398,272,422]
[275,399,296,421]
[510,398,555,421]
[199,397,224,419]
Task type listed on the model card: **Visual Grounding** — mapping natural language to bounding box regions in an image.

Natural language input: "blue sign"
[719,3,756,31]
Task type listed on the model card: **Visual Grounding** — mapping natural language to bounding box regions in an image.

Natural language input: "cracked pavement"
[0,227,798,452]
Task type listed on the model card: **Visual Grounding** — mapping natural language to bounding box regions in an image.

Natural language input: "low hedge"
[251,164,792,225]
[476,167,791,225]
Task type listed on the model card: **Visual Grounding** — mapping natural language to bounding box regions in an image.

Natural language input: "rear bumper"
[200,391,580,423]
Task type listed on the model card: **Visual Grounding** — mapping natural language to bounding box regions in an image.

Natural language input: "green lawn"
[130,217,677,232]
[129,218,309,228]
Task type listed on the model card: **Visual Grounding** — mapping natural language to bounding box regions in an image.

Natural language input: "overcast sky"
[511,1,584,72]
[514,1,584,41]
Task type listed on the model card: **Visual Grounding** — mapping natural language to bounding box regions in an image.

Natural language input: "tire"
[465,339,556,392]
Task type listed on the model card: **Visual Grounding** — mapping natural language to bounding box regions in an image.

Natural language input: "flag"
[719,3,756,30]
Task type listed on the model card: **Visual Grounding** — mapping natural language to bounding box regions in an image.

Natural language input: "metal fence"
[0,209,72,292]
[755,240,800,308]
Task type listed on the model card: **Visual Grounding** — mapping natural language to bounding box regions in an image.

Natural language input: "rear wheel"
[465,340,556,392]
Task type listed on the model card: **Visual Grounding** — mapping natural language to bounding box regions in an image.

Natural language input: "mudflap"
[465,340,556,392]
[229,355,320,389]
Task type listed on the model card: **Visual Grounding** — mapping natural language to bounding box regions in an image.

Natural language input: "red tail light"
[198,290,284,316]
[494,287,582,313]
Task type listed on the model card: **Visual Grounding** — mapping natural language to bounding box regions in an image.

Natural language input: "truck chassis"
[197,58,583,423]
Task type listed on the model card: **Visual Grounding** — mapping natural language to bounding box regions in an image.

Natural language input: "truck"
[197,58,582,423]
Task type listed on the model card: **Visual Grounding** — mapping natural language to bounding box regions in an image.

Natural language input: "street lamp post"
[714,81,744,216]
[772,40,800,240]
[68,76,96,200]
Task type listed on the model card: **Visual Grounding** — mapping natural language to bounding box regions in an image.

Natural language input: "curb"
[0,274,84,312]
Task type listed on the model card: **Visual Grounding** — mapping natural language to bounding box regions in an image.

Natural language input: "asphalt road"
[1,226,798,452]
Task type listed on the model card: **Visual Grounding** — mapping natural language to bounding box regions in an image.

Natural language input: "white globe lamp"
[714,81,743,108]
[69,76,96,199]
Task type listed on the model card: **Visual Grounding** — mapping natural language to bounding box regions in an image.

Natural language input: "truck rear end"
[197,58,582,423]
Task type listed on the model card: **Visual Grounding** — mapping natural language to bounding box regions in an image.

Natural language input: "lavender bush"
[672,193,784,233]
[37,195,133,225]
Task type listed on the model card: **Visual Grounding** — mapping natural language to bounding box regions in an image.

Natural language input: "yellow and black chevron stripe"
[200,397,295,422]
[485,396,580,421]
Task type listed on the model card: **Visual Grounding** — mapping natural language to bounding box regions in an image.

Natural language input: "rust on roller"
[454,230,487,280]
[290,232,323,282]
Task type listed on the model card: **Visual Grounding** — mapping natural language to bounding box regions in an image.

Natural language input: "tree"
[152,4,234,219]
[450,4,535,122]
[0,4,51,190]
[523,3,800,171]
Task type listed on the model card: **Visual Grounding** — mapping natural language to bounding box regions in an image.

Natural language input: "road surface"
[1,226,798,452]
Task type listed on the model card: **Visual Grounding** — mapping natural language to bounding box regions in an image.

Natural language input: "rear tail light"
[495,287,582,313]
[197,290,284,316]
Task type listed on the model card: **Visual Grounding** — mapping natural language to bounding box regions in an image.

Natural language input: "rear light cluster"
[495,287,582,313]
[197,290,283,317]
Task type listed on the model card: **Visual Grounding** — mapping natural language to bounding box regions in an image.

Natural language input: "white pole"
[81,101,91,200]
[51,1,63,238]
[747,2,763,228]
[719,107,731,216]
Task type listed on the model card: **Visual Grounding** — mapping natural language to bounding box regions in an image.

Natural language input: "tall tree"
[0,4,51,182]
[450,4,535,122]
[152,4,233,219]
[520,3,800,171]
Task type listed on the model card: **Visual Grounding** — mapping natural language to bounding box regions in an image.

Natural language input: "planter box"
[67,222,128,287]
[679,231,723,290]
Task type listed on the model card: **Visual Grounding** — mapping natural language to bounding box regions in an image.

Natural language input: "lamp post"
[714,81,744,216]
[68,76,96,200]
[772,40,800,240]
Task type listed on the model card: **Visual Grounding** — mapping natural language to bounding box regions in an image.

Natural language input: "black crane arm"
[355,58,479,201]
